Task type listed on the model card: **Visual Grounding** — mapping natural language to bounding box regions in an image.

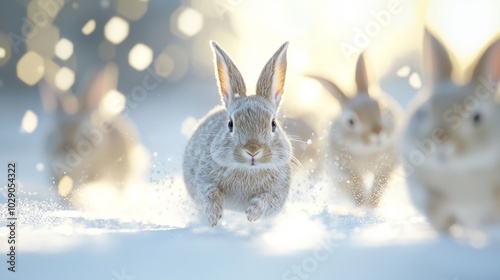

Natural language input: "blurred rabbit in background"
[401,29,500,233]
[308,52,403,208]
[41,64,149,204]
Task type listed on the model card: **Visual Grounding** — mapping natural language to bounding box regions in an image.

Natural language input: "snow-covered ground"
[1,80,500,280]
[1,0,500,278]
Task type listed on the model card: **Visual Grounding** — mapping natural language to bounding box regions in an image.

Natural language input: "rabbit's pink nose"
[436,130,449,142]
[245,150,261,157]
[371,124,382,135]
[244,143,261,156]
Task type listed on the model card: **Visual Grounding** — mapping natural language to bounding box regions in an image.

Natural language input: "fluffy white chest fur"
[410,165,500,228]
[216,168,286,211]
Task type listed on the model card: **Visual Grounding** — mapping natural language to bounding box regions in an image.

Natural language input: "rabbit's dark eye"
[472,113,481,125]
[347,118,355,127]
[271,119,277,132]
[228,119,233,132]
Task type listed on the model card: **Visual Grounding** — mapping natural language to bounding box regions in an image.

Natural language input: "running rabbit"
[44,64,148,202]
[400,29,500,232]
[308,52,403,207]
[183,42,292,226]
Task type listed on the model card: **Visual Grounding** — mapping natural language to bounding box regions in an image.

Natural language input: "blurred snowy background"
[1,0,500,279]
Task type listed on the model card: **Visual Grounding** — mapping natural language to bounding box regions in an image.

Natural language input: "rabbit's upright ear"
[423,28,453,86]
[82,63,118,111]
[211,41,247,107]
[306,75,348,104]
[471,37,500,87]
[355,52,371,95]
[256,42,289,108]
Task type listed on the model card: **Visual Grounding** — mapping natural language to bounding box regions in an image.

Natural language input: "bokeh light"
[82,19,96,35]
[21,110,38,133]
[100,89,126,116]
[25,24,60,58]
[55,67,75,91]
[0,33,11,67]
[27,0,62,23]
[157,45,188,82]
[397,66,411,77]
[55,38,74,61]
[116,0,149,21]
[154,52,175,78]
[298,78,323,105]
[101,0,112,8]
[171,6,204,38]
[58,175,73,197]
[17,51,45,86]
[408,72,422,89]
[128,43,153,71]
[104,16,129,44]
[36,163,45,172]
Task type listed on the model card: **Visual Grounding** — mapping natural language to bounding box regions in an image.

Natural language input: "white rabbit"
[400,29,500,233]
[43,64,149,202]
[183,41,292,226]
[308,52,403,208]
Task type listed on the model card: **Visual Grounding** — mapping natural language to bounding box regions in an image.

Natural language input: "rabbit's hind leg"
[336,172,365,207]
[369,171,391,208]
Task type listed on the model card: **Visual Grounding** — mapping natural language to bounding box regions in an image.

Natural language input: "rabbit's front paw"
[206,201,223,227]
[246,196,267,222]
